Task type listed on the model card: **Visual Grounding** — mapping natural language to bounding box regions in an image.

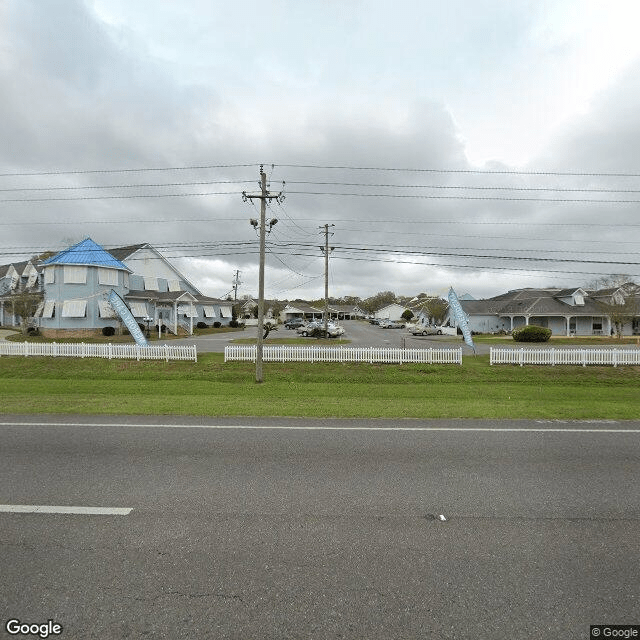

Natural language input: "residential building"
[445,286,640,337]
[0,238,233,337]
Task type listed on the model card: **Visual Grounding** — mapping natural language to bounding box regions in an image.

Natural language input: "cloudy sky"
[2,0,640,301]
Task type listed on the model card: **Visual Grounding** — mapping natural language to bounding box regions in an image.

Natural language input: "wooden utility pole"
[320,224,335,335]
[242,167,284,383]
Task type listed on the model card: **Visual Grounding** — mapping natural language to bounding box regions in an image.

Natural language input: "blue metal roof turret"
[43,238,131,271]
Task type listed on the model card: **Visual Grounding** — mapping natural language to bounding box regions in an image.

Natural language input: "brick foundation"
[39,328,115,339]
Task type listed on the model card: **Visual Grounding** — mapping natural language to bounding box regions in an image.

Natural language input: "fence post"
[136,344,141,361]
[519,348,524,367]
[613,348,618,368]
[24,341,29,357]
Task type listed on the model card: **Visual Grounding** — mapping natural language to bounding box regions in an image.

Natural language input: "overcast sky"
[2,0,640,301]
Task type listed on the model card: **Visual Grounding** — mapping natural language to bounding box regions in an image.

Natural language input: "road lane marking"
[0,422,638,433]
[0,505,132,515]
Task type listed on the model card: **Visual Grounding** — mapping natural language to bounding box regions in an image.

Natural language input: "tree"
[589,278,639,338]
[361,291,396,315]
[401,309,414,321]
[11,291,42,334]
[596,295,638,338]
[421,297,448,325]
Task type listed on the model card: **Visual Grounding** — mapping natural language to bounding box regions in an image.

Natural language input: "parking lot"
[166,320,476,354]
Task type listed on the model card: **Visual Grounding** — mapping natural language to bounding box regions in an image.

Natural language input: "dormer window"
[573,293,584,306]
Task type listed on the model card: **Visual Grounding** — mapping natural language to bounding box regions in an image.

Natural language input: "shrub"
[229,319,239,328]
[512,325,552,342]
[102,326,116,337]
[196,322,208,329]
[213,321,222,328]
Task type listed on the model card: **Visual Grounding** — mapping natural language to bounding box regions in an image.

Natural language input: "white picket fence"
[0,342,197,362]
[490,346,640,367]
[225,344,462,364]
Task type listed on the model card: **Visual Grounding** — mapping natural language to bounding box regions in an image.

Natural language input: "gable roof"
[109,243,202,295]
[106,243,147,262]
[43,238,130,271]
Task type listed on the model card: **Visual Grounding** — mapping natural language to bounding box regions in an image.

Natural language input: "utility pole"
[232,270,241,302]
[320,224,335,335]
[242,166,284,383]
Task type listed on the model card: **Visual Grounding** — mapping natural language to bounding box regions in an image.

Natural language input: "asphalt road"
[1,416,638,639]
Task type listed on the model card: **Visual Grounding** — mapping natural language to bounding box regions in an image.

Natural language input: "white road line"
[0,422,638,433]
[0,505,132,515]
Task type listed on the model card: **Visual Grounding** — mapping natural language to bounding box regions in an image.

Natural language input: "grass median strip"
[0,353,638,419]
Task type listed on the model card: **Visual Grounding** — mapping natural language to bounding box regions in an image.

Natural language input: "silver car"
[411,325,442,336]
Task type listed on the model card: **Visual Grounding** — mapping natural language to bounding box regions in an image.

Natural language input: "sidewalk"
[0,329,18,341]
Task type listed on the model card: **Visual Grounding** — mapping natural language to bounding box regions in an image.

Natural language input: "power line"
[0,163,257,177]
[276,163,640,178]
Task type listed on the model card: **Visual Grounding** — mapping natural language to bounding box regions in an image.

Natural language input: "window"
[203,306,216,318]
[143,276,159,291]
[98,268,119,286]
[42,301,56,318]
[62,299,87,318]
[64,266,87,284]
[26,270,38,288]
[168,279,181,292]
[219,305,232,318]
[8,267,19,290]
[178,304,197,317]
[44,267,55,284]
[129,302,148,317]
[98,299,117,318]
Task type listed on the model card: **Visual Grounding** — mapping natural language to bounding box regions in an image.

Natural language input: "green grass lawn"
[0,353,638,419]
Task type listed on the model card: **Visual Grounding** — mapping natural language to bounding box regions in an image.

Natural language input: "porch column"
[174,301,178,335]
[565,316,571,337]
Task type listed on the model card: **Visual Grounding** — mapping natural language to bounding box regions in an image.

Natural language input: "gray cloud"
[0,0,639,302]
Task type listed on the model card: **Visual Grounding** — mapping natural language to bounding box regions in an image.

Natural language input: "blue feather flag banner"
[448,287,475,352]
[108,289,148,347]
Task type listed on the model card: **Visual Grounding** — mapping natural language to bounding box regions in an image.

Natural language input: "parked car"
[411,325,443,336]
[298,321,344,338]
[369,318,382,325]
[382,321,405,329]
[284,318,305,329]
[297,321,321,336]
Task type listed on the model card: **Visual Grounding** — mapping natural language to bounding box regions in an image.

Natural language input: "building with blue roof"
[42,238,130,270]
[1,237,234,338]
